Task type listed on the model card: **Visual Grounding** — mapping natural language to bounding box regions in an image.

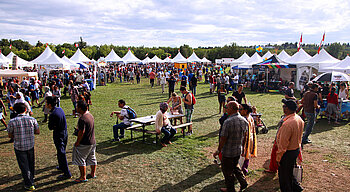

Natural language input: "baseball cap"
[282,99,297,111]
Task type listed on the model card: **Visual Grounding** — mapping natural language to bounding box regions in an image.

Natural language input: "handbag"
[293,165,303,183]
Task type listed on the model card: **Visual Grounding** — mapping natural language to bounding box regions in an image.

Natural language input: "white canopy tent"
[0,52,11,68]
[323,56,350,73]
[0,69,38,80]
[70,48,94,64]
[122,50,141,63]
[37,52,70,70]
[278,50,291,61]
[262,51,273,59]
[31,46,53,64]
[303,48,339,72]
[151,55,163,63]
[104,49,123,62]
[62,56,80,70]
[187,51,202,62]
[231,52,250,67]
[6,52,34,68]
[142,56,152,64]
[201,57,211,63]
[162,57,173,63]
[286,48,312,64]
[172,52,188,63]
[239,52,263,69]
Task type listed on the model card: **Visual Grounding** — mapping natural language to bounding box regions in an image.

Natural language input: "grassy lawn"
[0,78,349,191]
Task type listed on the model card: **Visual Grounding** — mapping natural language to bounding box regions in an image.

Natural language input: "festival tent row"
[323,56,350,73]
[0,52,11,68]
[6,52,34,68]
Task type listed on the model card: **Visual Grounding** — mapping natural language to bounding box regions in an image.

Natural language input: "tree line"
[0,38,349,62]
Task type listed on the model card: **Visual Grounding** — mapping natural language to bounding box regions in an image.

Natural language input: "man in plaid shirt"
[7,103,40,191]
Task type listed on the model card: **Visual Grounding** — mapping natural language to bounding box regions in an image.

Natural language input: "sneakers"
[111,138,120,142]
[24,185,35,191]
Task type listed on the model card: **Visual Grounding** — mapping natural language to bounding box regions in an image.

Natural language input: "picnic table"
[130,112,185,142]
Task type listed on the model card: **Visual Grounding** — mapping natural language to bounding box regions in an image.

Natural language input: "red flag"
[128,48,130,51]
[62,50,65,54]
[318,32,325,54]
[9,44,12,49]
[297,33,303,51]
[0,49,1,54]
[178,49,180,52]
[75,43,79,48]
[145,53,148,56]
[46,43,48,47]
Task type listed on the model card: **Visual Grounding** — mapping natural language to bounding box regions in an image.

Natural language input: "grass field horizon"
[0,78,349,192]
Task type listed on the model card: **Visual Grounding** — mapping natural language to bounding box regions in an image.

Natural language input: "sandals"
[74,178,88,183]
[87,174,97,179]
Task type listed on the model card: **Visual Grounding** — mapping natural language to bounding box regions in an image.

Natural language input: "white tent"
[239,52,263,69]
[70,48,93,64]
[31,46,53,64]
[37,52,70,70]
[262,51,273,59]
[0,69,37,79]
[142,56,152,64]
[6,52,34,68]
[151,55,163,63]
[172,52,188,63]
[122,50,141,63]
[231,52,250,67]
[187,51,202,62]
[104,49,123,62]
[323,55,350,73]
[162,57,173,63]
[0,52,11,68]
[62,56,80,70]
[303,48,340,72]
[201,57,211,63]
[286,48,312,64]
[278,50,291,61]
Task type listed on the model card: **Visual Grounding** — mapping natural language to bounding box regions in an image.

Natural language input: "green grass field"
[0,79,349,192]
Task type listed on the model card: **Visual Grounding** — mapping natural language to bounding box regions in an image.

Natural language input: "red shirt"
[327,93,338,105]
[149,72,155,79]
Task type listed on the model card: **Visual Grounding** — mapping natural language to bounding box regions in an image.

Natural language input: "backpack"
[125,106,137,119]
[186,92,196,105]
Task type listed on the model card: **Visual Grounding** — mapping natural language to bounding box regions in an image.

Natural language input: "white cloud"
[0,0,350,47]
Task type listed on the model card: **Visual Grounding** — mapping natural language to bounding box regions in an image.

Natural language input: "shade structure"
[187,51,202,62]
[104,49,123,62]
[162,57,173,63]
[0,52,11,67]
[323,56,350,73]
[151,55,163,63]
[262,51,273,60]
[0,69,37,78]
[70,48,93,64]
[142,56,152,64]
[253,55,296,69]
[303,48,340,71]
[286,48,312,64]
[239,52,263,69]
[122,50,141,63]
[172,52,188,63]
[31,46,53,64]
[312,71,350,82]
[6,52,33,68]
[78,63,88,69]
[201,57,211,63]
[62,56,80,70]
[278,50,291,61]
[37,52,70,70]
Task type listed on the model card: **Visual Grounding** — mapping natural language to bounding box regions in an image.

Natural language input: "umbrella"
[312,71,350,82]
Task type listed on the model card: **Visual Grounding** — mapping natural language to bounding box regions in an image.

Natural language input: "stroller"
[251,113,268,134]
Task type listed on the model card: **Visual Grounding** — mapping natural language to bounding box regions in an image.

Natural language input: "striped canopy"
[253,55,296,69]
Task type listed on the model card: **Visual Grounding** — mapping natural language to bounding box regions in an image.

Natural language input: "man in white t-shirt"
[165,71,170,81]
[233,73,239,91]
[225,74,230,93]
[110,100,132,142]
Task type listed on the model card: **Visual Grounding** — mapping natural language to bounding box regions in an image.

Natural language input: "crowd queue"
[1,62,349,191]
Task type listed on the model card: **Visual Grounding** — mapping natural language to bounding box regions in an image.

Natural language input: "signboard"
[12,56,17,70]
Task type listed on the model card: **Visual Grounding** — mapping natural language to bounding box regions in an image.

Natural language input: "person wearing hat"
[276,99,304,192]
[155,102,176,147]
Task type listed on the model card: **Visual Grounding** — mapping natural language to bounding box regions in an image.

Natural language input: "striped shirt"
[7,114,39,151]
[220,113,248,158]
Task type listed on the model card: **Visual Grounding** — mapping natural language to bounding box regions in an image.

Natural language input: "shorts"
[326,103,339,115]
[185,109,194,123]
[72,144,97,166]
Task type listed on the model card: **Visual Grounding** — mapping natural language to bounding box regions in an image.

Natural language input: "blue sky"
[1,0,350,47]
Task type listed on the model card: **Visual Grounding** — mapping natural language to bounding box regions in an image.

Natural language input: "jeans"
[15,147,35,187]
[161,126,176,144]
[221,156,247,192]
[54,135,71,177]
[113,123,130,139]
[191,86,197,96]
[302,112,315,143]
[278,148,302,192]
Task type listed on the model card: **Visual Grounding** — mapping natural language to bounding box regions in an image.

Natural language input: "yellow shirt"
[276,113,304,162]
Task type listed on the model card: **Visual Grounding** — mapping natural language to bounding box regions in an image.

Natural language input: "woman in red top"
[326,87,339,124]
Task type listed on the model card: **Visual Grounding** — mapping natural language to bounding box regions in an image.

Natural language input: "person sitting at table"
[326,88,340,124]
[167,92,183,126]
[110,100,133,142]
[155,102,177,147]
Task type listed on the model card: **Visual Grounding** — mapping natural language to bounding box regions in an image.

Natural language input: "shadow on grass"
[153,164,221,192]
[200,180,225,192]
[192,113,219,123]
[194,130,219,141]
[245,172,279,192]
[96,139,161,165]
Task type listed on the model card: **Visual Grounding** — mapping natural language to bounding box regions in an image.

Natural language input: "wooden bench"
[173,122,193,138]
[125,122,154,140]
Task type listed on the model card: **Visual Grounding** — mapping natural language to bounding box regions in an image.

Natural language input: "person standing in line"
[46,96,72,180]
[191,74,198,96]
[149,70,156,88]
[276,99,304,192]
[72,101,97,183]
[160,74,166,94]
[232,84,247,104]
[7,103,40,191]
[213,101,248,192]
[180,86,194,136]
[233,73,239,91]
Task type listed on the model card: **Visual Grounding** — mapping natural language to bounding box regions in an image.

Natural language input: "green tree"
[327,42,343,59]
